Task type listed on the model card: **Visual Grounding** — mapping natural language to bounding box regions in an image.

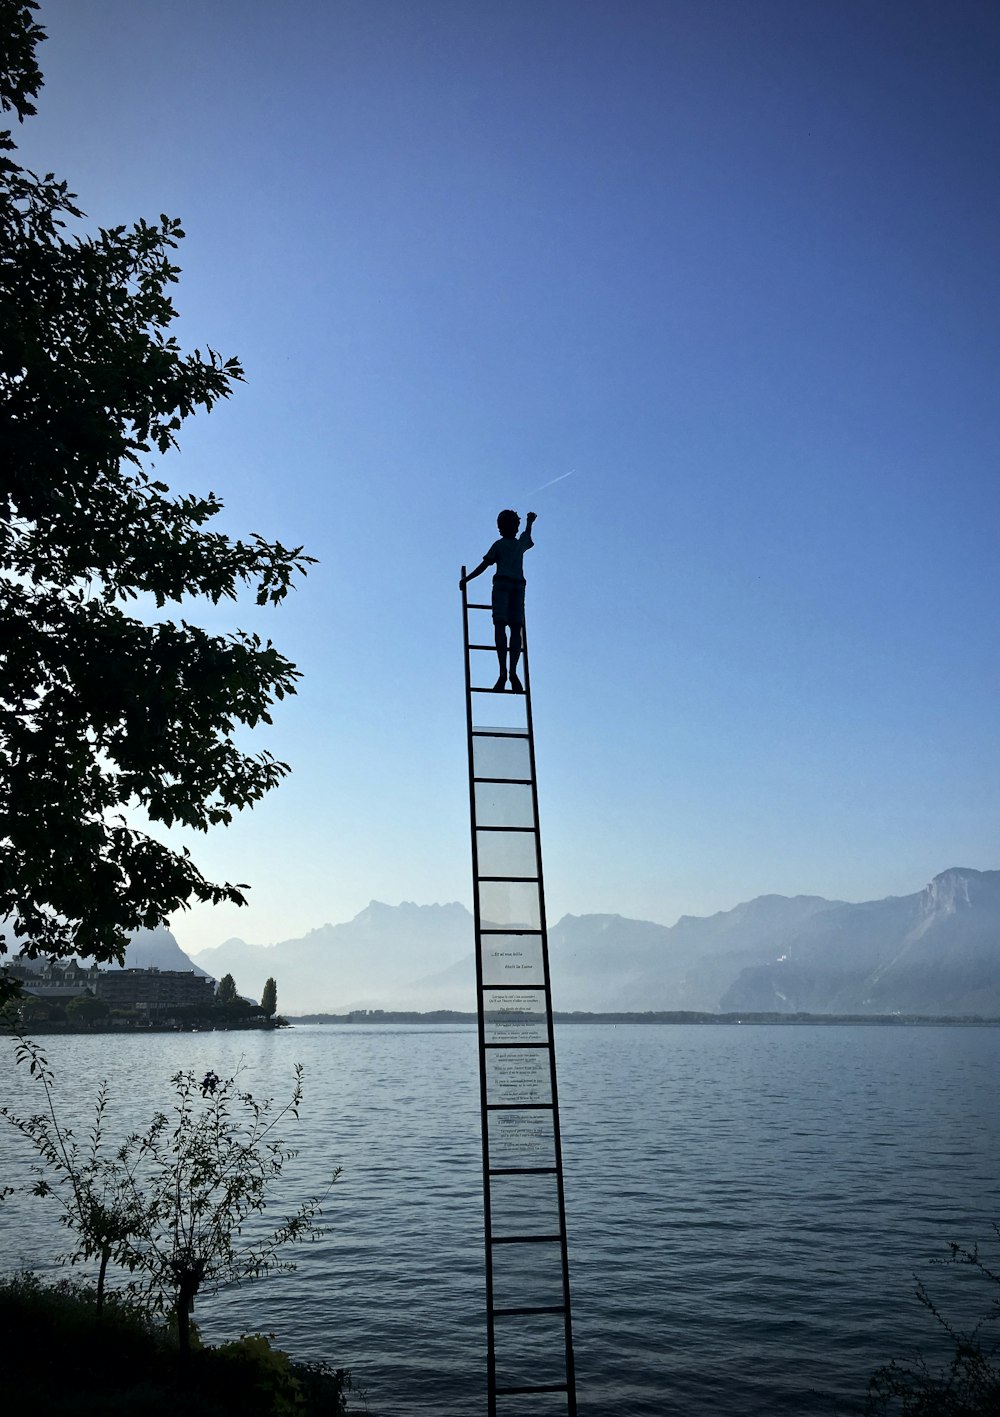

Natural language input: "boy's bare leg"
[508,625,523,693]
[493,624,507,691]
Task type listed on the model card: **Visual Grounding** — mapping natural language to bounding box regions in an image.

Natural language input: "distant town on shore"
[0,958,282,1032]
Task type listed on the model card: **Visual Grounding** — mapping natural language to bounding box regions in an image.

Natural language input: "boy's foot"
[509,672,524,694]
[492,675,507,692]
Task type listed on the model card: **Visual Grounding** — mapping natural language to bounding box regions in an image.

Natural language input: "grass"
[1,1272,355,1416]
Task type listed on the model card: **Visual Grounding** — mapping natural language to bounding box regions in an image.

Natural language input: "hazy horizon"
[183,860,995,956]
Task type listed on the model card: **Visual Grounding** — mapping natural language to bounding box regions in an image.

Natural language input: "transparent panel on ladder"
[472,733,532,781]
[471,690,528,732]
[477,829,537,880]
[481,932,545,987]
[494,1311,569,1395]
[490,1171,562,1238]
[488,1107,555,1170]
[487,1047,552,1106]
[475,781,534,829]
[478,880,541,930]
[492,1237,565,1309]
[483,988,548,1043]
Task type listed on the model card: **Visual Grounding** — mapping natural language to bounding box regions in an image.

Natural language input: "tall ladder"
[461,569,577,1417]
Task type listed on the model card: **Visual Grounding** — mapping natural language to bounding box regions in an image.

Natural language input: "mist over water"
[2,1023,998,1415]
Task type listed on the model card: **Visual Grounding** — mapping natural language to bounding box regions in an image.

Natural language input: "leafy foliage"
[867,1231,1000,1415]
[261,977,277,1017]
[12,991,63,1022]
[0,2,314,993]
[0,2,43,122]
[2,1037,338,1352]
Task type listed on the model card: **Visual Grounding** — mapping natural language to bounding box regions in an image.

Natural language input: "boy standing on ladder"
[460,509,537,692]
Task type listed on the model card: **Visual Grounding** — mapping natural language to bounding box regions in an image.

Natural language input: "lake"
[2,1023,998,1415]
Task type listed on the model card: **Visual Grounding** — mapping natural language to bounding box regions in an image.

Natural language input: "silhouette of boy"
[460,509,537,692]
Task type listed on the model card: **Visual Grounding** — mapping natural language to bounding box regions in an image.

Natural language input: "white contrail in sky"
[527,469,575,495]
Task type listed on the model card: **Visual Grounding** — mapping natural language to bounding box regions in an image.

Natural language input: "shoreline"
[288,1008,1000,1027]
[6,1011,999,1035]
[0,1018,287,1035]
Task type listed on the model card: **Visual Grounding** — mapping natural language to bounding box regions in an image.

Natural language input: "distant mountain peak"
[930,866,985,889]
[923,866,996,916]
[122,926,211,977]
[554,913,629,927]
[355,899,468,920]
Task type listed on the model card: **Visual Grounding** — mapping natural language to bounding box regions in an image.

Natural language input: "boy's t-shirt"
[484,530,534,582]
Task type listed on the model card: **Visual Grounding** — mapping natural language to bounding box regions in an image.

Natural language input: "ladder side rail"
[461,566,498,1414]
[521,624,579,1416]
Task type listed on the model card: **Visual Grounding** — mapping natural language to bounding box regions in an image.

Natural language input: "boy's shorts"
[492,576,526,627]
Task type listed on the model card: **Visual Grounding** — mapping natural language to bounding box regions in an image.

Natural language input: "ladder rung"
[487,1102,553,1111]
[467,602,492,609]
[480,929,543,937]
[484,1042,551,1049]
[489,1165,558,1175]
[474,776,533,785]
[492,1306,566,1319]
[471,687,527,694]
[495,1383,569,1396]
[477,874,539,882]
[469,643,498,650]
[473,825,536,833]
[490,1234,563,1244]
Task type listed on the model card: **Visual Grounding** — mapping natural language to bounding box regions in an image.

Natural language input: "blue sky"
[19,0,1000,952]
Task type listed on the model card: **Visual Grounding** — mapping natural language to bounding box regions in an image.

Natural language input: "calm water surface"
[2,1023,998,1415]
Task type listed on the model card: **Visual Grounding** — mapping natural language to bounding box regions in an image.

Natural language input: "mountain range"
[180,867,1000,1018]
[8,925,211,980]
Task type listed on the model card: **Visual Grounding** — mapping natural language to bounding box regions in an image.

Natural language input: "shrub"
[867,1229,1000,1415]
[2,1038,339,1351]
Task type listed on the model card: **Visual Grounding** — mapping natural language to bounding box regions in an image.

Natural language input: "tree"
[261,976,277,1017]
[66,994,110,1026]
[217,973,237,1004]
[16,992,58,1023]
[0,3,314,1003]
